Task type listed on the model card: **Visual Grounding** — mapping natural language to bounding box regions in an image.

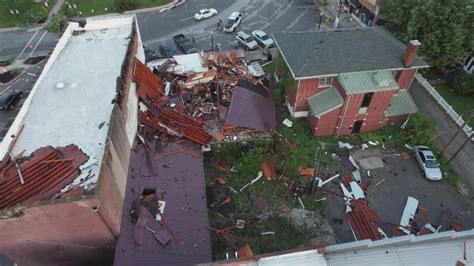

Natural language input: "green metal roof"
[307,87,344,117]
[385,90,418,117]
[338,70,399,95]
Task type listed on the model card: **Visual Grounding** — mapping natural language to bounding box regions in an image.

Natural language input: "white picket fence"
[415,73,473,139]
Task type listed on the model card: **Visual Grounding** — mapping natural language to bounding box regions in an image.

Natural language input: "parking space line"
[17,31,39,60]
[180,16,194,22]
[29,31,48,58]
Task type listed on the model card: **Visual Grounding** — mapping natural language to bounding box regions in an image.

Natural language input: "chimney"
[403,40,421,68]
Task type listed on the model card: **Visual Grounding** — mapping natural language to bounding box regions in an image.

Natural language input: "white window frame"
[319,77,334,87]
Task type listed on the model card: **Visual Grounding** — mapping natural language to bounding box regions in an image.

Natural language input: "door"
[352,120,363,134]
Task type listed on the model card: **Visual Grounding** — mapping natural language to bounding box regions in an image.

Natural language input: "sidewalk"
[318,0,364,29]
[410,80,474,196]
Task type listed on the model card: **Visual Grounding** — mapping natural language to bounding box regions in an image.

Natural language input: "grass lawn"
[434,83,474,127]
[0,0,57,28]
[68,0,171,17]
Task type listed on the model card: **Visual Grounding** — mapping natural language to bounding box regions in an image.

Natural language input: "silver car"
[414,145,442,180]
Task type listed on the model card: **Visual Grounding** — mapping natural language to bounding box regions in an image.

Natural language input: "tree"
[453,72,474,96]
[397,113,438,146]
[382,0,473,70]
[37,6,48,23]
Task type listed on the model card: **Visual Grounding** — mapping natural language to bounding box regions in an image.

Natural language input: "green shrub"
[453,72,474,96]
[37,6,49,24]
[396,113,438,146]
[46,13,67,32]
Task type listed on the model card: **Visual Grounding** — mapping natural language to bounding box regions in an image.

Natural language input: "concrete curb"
[124,0,185,14]
[0,0,185,32]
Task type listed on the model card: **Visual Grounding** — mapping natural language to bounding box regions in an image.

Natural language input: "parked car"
[0,90,22,110]
[223,12,243,33]
[159,42,176,58]
[251,30,274,47]
[235,31,258,50]
[414,145,443,180]
[144,46,162,62]
[194,8,218,20]
[173,34,198,54]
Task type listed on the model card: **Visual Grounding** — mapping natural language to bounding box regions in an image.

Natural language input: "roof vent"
[372,72,389,87]
[56,82,65,89]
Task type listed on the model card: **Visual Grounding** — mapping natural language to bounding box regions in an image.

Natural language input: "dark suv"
[0,91,23,110]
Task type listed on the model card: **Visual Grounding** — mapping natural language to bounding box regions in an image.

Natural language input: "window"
[361,92,374,108]
[319,77,333,87]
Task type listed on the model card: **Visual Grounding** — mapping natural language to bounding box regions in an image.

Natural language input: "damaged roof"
[114,141,211,266]
[224,80,276,132]
[273,27,428,78]
[0,16,135,191]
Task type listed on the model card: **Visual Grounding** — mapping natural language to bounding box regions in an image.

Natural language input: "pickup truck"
[173,34,198,54]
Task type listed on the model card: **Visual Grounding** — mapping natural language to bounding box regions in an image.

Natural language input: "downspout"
[337,94,351,136]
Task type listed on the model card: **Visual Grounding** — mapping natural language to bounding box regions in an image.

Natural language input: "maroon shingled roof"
[114,140,211,266]
[224,80,276,132]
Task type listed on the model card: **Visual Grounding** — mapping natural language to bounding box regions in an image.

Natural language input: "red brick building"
[273,27,428,136]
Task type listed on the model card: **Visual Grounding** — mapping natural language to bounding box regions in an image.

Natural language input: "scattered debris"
[399,196,419,235]
[338,141,353,150]
[260,231,275,236]
[261,160,277,180]
[282,119,293,128]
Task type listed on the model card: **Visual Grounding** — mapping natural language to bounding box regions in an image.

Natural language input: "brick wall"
[335,79,396,135]
[0,198,115,265]
[395,69,417,90]
[294,78,324,112]
[309,107,343,136]
[95,20,139,236]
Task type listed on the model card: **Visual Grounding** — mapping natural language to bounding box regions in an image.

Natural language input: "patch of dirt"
[283,208,337,246]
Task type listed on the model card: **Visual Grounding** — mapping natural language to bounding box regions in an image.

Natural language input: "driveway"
[410,81,474,194]
[322,148,474,243]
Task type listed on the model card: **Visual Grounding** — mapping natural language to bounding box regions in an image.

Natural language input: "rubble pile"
[136,50,275,145]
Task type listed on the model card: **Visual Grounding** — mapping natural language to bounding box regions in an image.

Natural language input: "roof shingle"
[273,27,428,78]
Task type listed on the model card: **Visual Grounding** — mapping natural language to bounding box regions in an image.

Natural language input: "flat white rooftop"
[4,16,134,190]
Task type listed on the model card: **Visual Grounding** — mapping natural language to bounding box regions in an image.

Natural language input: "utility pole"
[447,132,473,164]
[337,0,343,18]
[318,12,323,30]
[210,31,214,51]
[439,109,474,157]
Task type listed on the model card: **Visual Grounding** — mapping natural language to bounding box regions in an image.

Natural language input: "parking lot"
[323,148,474,243]
[139,0,323,55]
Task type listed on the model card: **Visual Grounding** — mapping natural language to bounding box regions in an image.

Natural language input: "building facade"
[273,27,428,136]
[0,16,143,265]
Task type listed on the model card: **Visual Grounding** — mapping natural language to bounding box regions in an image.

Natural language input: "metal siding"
[338,70,399,95]
[307,87,344,117]
[385,90,418,117]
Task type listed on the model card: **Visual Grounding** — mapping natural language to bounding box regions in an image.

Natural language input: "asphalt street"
[0,61,46,140]
[138,0,321,52]
[0,30,58,61]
